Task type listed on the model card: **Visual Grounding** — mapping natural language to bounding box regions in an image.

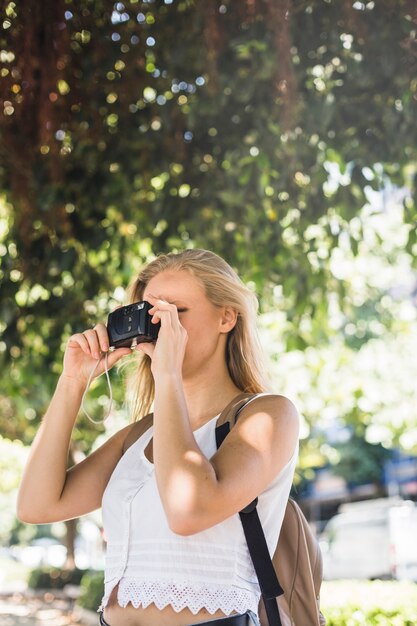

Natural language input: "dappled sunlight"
[1,2,417,623]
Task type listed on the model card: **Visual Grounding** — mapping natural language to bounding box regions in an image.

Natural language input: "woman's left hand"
[135,295,188,377]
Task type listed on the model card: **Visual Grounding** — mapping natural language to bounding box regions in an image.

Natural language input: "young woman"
[17,249,300,626]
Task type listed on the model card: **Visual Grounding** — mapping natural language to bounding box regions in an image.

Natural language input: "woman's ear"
[220,307,238,333]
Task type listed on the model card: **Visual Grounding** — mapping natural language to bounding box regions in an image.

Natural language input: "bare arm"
[17,323,132,524]
[137,296,300,536]
[153,378,299,536]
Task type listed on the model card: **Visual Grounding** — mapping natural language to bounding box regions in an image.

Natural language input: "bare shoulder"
[229,393,300,465]
[238,393,300,429]
[53,419,144,521]
[89,412,153,460]
[122,413,154,453]
[206,393,300,529]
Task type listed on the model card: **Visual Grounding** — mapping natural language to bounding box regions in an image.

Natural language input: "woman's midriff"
[103,584,240,626]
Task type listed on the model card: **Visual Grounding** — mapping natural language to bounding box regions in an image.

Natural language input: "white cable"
[81,351,113,424]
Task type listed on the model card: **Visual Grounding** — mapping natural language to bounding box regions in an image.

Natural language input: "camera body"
[107,301,160,348]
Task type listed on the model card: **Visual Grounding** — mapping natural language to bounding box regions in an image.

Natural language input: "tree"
[332,435,391,494]
[263,191,417,494]
[1,0,417,558]
[0,436,28,545]
[1,1,417,384]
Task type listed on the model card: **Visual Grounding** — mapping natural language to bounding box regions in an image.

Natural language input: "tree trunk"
[63,445,78,569]
[64,518,78,570]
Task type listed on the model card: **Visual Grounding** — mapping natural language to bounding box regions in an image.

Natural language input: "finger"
[148,297,176,311]
[147,295,177,314]
[92,323,110,353]
[105,347,132,368]
[148,299,179,322]
[83,329,102,359]
[149,308,175,327]
[68,333,91,355]
[136,343,155,358]
[145,293,159,306]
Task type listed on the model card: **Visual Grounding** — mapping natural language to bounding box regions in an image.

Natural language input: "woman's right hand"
[62,322,133,386]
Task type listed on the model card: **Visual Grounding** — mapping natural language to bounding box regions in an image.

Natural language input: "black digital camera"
[107,301,160,348]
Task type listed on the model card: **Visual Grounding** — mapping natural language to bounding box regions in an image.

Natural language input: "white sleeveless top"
[99,411,298,615]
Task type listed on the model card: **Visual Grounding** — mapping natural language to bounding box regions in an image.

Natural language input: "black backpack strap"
[215,420,284,626]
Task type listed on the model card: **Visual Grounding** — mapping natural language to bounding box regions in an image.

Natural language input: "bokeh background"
[1,1,417,624]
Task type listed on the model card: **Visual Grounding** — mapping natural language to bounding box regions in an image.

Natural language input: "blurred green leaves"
[0,0,416,461]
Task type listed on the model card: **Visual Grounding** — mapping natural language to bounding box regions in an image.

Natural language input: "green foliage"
[28,566,87,590]
[321,580,417,626]
[267,289,417,473]
[325,607,417,626]
[332,435,391,487]
[1,1,417,408]
[77,570,105,612]
[0,436,28,544]
[0,436,27,493]
[0,0,416,493]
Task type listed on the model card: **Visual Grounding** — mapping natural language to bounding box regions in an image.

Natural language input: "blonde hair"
[125,249,271,421]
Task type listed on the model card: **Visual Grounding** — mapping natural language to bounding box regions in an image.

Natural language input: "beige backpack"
[216,392,326,626]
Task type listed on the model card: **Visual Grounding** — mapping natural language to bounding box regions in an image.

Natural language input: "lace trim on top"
[99,580,260,615]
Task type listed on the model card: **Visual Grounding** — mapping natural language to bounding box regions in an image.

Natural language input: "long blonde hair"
[125,249,271,420]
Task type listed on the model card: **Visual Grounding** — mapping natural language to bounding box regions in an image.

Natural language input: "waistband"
[99,610,256,626]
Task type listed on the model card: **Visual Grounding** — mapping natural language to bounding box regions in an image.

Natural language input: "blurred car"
[17,537,67,568]
[320,497,417,581]
[11,518,105,570]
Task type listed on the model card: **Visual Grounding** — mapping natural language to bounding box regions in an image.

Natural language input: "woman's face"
[143,269,235,378]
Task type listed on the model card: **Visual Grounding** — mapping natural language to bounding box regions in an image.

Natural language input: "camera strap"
[80,351,113,424]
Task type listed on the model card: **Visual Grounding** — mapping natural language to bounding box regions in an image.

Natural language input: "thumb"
[105,347,133,369]
[135,342,155,359]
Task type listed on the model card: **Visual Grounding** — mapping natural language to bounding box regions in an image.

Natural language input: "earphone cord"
[80,352,113,424]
